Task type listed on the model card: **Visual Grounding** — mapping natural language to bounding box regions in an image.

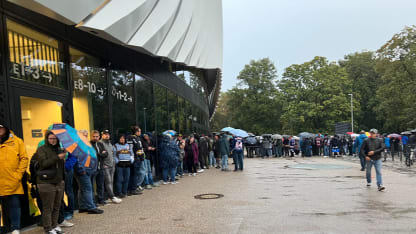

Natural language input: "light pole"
[143,107,147,133]
[348,94,353,133]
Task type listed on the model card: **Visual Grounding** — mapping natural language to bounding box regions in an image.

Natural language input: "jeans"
[128,160,145,191]
[64,169,74,217]
[75,172,96,210]
[97,167,116,200]
[115,166,130,196]
[209,151,215,166]
[177,161,184,176]
[233,151,244,170]
[276,145,282,157]
[143,159,154,185]
[162,167,177,182]
[221,154,228,169]
[366,159,383,186]
[359,154,366,169]
[0,195,21,232]
[266,149,272,157]
[324,146,329,156]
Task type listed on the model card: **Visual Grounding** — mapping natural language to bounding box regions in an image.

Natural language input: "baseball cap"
[101,130,110,135]
[369,128,378,134]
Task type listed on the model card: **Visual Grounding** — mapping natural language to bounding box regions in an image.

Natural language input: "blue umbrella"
[229,129,249,138]
[50,123,97,170]
[221,127,235,132]
[162,130,177,136]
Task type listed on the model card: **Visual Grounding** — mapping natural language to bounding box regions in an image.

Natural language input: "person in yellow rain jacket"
[0,124,29,234]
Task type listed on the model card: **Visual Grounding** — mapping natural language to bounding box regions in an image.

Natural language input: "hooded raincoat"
[0,127,29,196]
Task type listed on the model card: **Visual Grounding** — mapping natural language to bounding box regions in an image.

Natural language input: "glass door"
[20,96,62,157]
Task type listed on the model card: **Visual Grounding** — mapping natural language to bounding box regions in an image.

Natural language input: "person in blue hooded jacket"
[354,130,368,171]
[159,134,180,184]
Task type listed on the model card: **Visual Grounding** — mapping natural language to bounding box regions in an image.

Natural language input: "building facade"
[0,0,222,229]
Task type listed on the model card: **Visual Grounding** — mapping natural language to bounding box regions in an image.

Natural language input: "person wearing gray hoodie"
[98,130,121,204]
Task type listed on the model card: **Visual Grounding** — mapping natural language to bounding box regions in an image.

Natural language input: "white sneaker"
[171,181,178,184]
[162,182,168,185]
[192,173,196,176]
[189,173,192,176]
[47,230,57,234]
[197,169,204,173]
[11,230,20,234]
[111,197,122,204]
[59,220,74,227]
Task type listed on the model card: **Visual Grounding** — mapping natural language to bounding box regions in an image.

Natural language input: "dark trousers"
[187,159,197,173]
[95,169,105,203]
[0,195,21,232]
[233,151,244,170]
[37,182,64,232]
[64,169,74,217]
[115,166,130,196]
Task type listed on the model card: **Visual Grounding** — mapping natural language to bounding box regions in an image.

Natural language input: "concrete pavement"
[25,157,416,234]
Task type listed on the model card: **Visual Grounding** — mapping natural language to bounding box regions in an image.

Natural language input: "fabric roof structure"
[8,0,223,71]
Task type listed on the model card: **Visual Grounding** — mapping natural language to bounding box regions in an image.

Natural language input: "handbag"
[38,168,57,180]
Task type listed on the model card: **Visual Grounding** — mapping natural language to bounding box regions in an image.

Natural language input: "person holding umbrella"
[34,131,66,234]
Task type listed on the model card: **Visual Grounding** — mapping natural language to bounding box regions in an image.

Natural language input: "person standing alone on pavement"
[360,129,385,191]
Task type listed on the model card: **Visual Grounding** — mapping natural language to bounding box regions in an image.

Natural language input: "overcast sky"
[222,0,416,91]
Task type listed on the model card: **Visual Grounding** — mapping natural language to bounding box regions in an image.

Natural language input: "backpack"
[235,140,243,151]
[29,153,39,184]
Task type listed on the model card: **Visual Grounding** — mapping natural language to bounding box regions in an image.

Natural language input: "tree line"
[211,26,416,135]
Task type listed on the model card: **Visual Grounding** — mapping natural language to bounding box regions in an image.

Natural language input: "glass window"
[185,100,193,134]
[154,84,168,133]
[135,74,154,133]
[111,70,135,136]
[167,90,178,132]
[71,47,108,133]
[7,20,66,88]
[178,97,186,134]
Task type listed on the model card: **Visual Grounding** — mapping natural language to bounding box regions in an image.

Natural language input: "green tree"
[375,25,416,132]
[279,56,354,134]
[226,58,283,134]
[339,51,381,131]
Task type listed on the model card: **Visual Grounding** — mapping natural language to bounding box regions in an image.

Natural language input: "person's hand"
[58,153,66,159]
[365,156,371,161]
[368,151,374,156]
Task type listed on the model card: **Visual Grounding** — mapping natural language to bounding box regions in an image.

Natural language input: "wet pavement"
[24,157,416,234]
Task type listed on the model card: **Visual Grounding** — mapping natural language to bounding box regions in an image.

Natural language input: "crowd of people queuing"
[245,130,416,162]
[0,123,244,234]
[3,120,415,233]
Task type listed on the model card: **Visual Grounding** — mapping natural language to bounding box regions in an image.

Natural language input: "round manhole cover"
[194,193,224,200]
[288,164,352,170]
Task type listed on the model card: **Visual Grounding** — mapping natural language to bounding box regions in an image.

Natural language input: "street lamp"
[143,107,147,133]
[348,94,353,133]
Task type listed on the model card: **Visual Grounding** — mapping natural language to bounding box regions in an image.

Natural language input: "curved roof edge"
[8,0,223,71]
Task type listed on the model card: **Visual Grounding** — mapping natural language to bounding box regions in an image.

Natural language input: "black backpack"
[29,153,39,184]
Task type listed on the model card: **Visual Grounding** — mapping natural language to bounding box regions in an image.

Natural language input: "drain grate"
[194,193,224,200]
